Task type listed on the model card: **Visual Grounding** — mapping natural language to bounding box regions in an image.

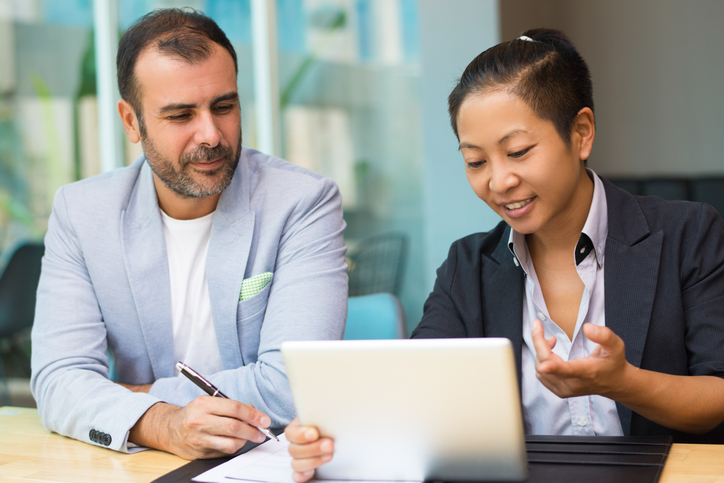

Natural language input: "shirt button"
[513,257,520,267]
[577,416,588,427]
[536,312,547,321]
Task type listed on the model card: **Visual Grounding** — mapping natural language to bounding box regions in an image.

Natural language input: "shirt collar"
[507,169,608,268]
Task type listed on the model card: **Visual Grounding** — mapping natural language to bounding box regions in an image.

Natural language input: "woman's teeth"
[505,198,532,210]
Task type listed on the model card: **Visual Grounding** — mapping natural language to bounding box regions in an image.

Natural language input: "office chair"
[347,232,407,297]
[0,241,44,405]
[344,293,407,340]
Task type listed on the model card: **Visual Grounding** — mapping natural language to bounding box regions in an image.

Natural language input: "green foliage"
[280,8,347,109]
[0,191,33,228]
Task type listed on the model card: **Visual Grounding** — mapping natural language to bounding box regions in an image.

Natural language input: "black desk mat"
[152,428,284,483]
[153,434,673,483]
[490,435,672,483]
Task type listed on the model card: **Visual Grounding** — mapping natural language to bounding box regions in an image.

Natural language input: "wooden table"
[2,406,724,482]
[0,407,185,482]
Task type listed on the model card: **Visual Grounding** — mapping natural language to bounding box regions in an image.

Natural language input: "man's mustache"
[181,144,234,165]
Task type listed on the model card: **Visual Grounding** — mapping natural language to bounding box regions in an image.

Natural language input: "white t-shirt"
[160,210,224,376]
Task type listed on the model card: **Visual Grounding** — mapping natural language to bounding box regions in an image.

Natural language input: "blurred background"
[1,0,723,407]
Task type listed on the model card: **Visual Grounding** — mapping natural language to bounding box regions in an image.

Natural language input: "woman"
[285,28,724,482]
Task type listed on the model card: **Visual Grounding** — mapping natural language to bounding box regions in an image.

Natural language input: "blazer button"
[90,429,98,442]
[102,433,112,446]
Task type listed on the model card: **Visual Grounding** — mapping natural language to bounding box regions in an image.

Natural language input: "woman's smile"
[501,197,536,217]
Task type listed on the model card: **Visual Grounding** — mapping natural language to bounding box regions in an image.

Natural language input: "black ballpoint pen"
[176,361,278,441]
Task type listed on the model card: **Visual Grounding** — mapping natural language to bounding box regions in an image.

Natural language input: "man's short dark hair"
[117,8,238,122]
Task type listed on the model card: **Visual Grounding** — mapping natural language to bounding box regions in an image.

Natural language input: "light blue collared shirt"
[508,170,624,436]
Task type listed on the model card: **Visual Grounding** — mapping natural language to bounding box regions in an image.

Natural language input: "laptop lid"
[281,338,528,481]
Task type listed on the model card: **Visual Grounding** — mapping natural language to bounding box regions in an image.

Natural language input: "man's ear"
[118,99,141,144]
[572,107,595,161]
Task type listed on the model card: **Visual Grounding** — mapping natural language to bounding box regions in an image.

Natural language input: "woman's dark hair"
[117,8,238,121]
[448,28,593,146]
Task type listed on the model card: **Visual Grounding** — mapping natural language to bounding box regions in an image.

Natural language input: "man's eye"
[214,104,234,113]
[509,148,531,159]
[168,113,189,121]
[466,160,486,169]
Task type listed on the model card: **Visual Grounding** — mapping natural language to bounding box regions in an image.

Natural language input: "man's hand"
[531,319,633,399]
[129,396,272,460]
[285,418,334,483]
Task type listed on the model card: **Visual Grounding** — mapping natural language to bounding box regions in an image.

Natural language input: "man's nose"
[194,111,222,147]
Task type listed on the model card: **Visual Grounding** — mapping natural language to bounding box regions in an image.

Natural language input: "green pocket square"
[239,272,273,301]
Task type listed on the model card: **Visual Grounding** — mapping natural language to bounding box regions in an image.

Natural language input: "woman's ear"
[118,99,141,144]
[572,107,595,161]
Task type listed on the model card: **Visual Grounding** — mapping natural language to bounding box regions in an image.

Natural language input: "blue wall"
[418,0,502,293]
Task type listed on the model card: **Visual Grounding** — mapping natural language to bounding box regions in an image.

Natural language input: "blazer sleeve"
[147,176,348,426]
[30,188,161,453]
[412,242,470,339]
[679,203,724,378]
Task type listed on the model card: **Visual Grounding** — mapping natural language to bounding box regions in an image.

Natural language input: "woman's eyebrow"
[459,130,531,151]
[497,130,528,145]
[458,142,481,151]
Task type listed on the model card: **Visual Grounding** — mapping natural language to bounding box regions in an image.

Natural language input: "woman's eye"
[466,160,486,169]
[509,148,531,159]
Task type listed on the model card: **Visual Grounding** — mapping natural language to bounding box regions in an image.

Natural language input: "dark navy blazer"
[412,177,724,443]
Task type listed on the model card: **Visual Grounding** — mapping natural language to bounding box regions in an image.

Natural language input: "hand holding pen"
[176,361,278,442]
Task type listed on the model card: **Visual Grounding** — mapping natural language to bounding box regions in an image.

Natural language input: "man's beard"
[141,132,242,199]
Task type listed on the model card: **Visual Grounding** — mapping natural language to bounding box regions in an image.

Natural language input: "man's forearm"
[611,366,724,433]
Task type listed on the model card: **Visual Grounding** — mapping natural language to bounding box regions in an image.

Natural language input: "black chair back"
[0,242,44,338]
[348,233,407,297]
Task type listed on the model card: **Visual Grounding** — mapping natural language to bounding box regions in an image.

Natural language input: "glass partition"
[277,0,424,331]
[0,0,96,253]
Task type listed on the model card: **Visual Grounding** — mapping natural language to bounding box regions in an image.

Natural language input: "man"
[30,8,347,459]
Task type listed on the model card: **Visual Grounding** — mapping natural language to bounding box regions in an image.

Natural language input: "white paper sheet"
[192,434,420,483]
[192,434,294,483]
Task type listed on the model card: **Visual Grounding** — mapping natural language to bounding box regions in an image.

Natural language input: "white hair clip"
[518,35,535,42]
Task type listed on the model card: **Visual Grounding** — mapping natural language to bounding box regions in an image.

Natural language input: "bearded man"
[30,8,347,459]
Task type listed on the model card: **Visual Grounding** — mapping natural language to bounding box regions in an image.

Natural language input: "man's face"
[133,43,241,199]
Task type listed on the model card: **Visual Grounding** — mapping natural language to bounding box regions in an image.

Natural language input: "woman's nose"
[488,162,519,193]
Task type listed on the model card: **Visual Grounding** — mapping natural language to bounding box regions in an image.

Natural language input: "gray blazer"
[30,148,348,452]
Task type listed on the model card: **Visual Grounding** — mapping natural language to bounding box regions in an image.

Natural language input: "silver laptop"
[281,338,528,481]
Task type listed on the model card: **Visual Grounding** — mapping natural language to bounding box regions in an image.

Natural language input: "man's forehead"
[135,44,230,78]
[133,44,237,109]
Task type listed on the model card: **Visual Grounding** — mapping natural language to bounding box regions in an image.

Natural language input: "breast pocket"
[236,276,273,365]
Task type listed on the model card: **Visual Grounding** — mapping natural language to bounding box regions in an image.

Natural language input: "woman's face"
[457,89,594,239]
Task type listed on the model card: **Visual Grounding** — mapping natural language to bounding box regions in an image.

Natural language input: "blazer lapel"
[121,161,175,380]
[484,226,526,386]
[207,154,255,369]
[602,178,663,435]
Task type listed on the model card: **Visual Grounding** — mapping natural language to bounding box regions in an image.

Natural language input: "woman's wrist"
[603,360,642,404]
